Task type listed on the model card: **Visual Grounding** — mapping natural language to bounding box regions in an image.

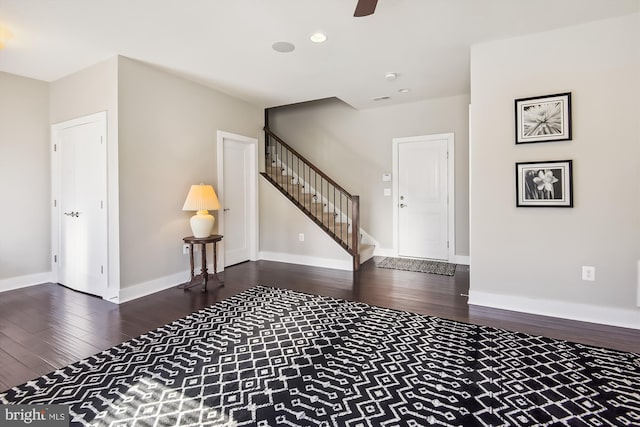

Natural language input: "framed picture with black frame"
[515,92,572,144]
[516,160,573,207]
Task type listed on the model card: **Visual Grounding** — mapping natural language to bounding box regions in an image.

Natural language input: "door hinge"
[101,265,104,274]
[100,136,103,144]
[53,144,57,152]
[447,241,450,248]
[54,255,57,263]
[100,200,104,209]
[53,199,57,207]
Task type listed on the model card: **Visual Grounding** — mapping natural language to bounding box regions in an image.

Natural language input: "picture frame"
[516,160,573,207]
[515,92,571,144]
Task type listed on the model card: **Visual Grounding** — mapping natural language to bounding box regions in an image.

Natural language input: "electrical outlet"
[299,233,305,242]
[183,244,190,255]
[582,266,595,281]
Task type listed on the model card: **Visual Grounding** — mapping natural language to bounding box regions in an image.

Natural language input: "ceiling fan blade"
[354,0,378,17]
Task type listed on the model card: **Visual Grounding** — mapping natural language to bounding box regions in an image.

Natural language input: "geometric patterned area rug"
[1,286,639,426]
[376,256,457,276]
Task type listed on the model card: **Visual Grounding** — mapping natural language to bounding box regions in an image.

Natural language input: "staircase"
[262,128,374,271]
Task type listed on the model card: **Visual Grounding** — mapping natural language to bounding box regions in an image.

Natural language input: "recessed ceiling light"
[384,72,397,81]
[272,41,295,53]
[373,96,390,101]
[398,88,410,93]
[310,32,327,43]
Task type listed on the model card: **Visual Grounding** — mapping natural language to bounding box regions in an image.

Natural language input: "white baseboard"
[0,272,53,293]
[468,290,640,330]
[259,251,353,271]
[118,270,190,304]
[454,255,470,265]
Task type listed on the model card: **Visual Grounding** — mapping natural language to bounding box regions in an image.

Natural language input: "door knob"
[64,211,80,217]
[400,204,407,208]
[64,212,74,216]
[224,208,230,212]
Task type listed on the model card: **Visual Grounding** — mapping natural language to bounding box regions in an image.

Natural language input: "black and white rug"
[376,257,457,276]
[1,286,639,426]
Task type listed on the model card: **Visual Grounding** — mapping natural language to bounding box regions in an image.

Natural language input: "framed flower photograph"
[515,92,571,144]
[516,160,573,207]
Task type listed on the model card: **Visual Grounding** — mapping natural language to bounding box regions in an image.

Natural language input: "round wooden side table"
[178,235,224,292]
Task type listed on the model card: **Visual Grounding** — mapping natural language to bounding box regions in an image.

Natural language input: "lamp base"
[190,210,215,238]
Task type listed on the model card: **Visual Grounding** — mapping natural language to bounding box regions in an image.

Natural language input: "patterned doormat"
[1,286,639,426]
[376,256,457,276]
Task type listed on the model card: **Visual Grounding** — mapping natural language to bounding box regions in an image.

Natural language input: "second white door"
[220,133,257,267]
[395,135,452,261]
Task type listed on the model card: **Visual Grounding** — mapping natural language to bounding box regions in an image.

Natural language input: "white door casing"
[52,112,108,297]
[392,133,455,261]
[216,131,258,269]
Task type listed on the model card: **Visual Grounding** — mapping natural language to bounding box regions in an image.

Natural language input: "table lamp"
[182,184,221,238]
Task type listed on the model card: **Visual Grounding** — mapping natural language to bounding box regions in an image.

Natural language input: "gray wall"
[469,13,640,326]
[117,57,262,288]
[0,72,50,281]
[268,95,470,256]
[49,57,118,125]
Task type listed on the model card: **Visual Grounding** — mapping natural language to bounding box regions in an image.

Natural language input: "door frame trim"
[216,131,259,270]
[392,133,455,261]
[51,111,111,298]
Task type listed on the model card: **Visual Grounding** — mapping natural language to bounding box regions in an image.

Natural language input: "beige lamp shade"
[182,184,221,211]
[182,184,221,238]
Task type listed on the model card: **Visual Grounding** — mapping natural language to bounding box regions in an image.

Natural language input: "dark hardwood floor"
[1,259,638,391]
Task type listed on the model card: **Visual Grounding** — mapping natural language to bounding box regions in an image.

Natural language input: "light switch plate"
[383,188,391,196]
[382,173,392,182]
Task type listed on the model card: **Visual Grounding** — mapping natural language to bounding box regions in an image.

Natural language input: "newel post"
[351,195,360,271]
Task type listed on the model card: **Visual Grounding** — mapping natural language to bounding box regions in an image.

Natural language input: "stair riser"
[313,213,347,227]
[270,176,294,185]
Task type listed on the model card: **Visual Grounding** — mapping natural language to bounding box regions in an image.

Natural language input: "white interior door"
[395,135,452,261]
[218,132,258,268]
[55,115,107,296]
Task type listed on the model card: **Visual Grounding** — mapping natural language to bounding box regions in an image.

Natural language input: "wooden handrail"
[264,127,353,198]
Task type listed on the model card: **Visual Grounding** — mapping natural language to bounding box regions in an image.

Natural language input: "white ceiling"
[1,0,638,109]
